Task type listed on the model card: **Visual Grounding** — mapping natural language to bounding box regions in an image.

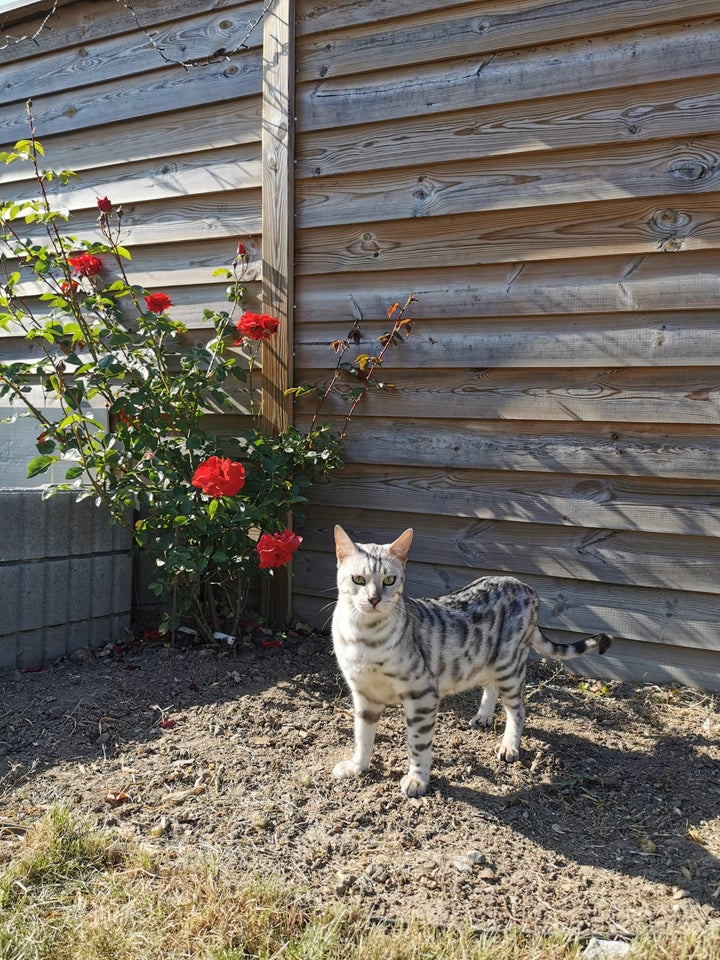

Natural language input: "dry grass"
[1,809,719,960]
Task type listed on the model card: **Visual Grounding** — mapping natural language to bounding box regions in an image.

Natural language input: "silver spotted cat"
[331,525,612,798]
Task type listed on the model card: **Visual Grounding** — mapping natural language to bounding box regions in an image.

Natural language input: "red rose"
[256,529,303,569]
[236,241,247,257]
[191,456,245,498]
[144,292,173,314]
[97,196,113,213]
[234,311,279,343]
[60,279,79,295]
[68,252,103,277]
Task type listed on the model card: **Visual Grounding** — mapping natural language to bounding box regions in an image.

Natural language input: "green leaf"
[207,498,219,520]
[64,465,84,480]
[27,454,57,478]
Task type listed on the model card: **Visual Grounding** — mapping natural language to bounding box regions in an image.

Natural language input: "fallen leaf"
[104,790,130,805]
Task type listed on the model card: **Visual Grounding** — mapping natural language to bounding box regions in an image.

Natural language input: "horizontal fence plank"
[0,2,264,106]
[1,0,262,58]
[298,1,719,82]
[0,56,262,141]
[300,506,720,595]
[294,250,720,317]
[304,465,720,536]
[292,549,720,649]
[295,416,720,480]
[295,365,720,423]
[0,101,261,180]
[295,0,716,40]
[297,20,720,132]
[295,313,720,368]
[295,194,720,274]
[296,136,720,227]
[296,74,720,179]
[3,144,262,208]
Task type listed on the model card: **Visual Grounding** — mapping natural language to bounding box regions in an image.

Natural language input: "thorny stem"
[337,294,417,442]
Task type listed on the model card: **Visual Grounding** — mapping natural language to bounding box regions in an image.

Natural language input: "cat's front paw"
[332,759,363,780]
[469,711,494,729]
[400,773,429,797]
[497,742,520,763]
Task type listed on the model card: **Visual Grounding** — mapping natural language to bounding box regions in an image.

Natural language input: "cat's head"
[334,525,413,618]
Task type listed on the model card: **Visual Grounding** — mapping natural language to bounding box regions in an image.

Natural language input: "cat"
[331,525,612,798]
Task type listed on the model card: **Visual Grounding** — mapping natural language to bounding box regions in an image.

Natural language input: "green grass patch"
[0,808,718,960]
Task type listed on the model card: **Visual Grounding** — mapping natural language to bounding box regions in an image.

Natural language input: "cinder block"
[43,624,69,663]
[43,558,69,627]
[19,560,45,632]
[89,555,113,617]
[0,492,23,562]
[68,557,91,622]
[66,620,90,655]
[0,563,21,636]
[43,493,72,559]
[0,632,18,669]
[17,629,44,670]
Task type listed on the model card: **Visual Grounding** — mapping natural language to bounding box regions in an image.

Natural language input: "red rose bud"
[96,196,113,213]
[68,252,103,277]
[191,456,246,498]
[256,529,303,569]
[234,311,279,342]
[144,292,173,314]
[60,279,79,295]
[236,241,247,257]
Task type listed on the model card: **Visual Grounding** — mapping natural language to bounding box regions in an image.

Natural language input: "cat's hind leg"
[332,690,384,780]
[496,673,527,762]
[469,683,498,729]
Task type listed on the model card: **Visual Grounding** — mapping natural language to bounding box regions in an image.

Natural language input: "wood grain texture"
[5,145,263,209]
[0,2,265,106]
[300,506,720,594]
[297,417,720,481]
[294,314,720,368]
[296,137,720,227]
[260,0,294,622]
[303,465,720,536]
[1,0,260,57]
[297,21,720,132]
[0,52,262,140]
[297,0,720,81]
[294,250,720,318]
[0,100,262,179]
[295,366,720,423]
[295,0,717,38]
[295,194,720,274]
[296,74,720,178]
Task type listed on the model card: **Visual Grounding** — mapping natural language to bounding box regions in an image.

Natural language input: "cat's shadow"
[431,724,719,910]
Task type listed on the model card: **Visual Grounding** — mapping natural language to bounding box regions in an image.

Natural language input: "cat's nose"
[369,596,380,607]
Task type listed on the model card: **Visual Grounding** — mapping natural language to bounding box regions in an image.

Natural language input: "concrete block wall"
[0,491,132,669]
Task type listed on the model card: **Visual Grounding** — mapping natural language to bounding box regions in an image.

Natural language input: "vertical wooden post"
[260,0,294,623]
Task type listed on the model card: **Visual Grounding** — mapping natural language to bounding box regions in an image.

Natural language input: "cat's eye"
[383,576,396,586]
[352,575,366,585]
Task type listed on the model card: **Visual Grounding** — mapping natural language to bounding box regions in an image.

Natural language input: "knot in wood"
[668,156,710,182]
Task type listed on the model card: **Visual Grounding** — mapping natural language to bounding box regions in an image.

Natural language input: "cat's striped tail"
[532,628,612,660]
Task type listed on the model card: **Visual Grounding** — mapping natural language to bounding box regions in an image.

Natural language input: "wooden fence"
[1,0,719,686]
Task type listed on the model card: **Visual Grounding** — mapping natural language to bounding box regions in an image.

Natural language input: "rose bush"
[0,119,416,641]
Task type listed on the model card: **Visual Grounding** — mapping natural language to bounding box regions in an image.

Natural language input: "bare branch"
[118,0,275,71]
[0,0,61,52]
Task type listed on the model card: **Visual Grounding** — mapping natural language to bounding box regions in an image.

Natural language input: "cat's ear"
[334,525,358,563]
[388,528,413,565]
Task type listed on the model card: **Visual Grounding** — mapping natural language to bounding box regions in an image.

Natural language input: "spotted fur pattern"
[331,525,611,798]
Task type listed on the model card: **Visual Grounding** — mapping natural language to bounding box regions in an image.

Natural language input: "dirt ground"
[1,623,718,939]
